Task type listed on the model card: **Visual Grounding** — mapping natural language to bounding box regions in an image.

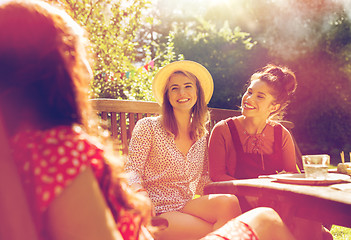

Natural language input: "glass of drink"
[302,154,330,179]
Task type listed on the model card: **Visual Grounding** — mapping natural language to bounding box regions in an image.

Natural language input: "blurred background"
[47,0,351,164]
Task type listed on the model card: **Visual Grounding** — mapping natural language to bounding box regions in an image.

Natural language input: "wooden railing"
[90,98,241,155]
[90,98,302,169]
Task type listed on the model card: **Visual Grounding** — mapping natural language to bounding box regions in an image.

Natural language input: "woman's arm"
[208,122,236,181]
[45,167,123,240]
[281,127,298,173]
[125,118,153,187]
[0,114,39,240]
[195,143,212,195]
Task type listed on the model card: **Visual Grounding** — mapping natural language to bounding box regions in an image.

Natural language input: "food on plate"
[337,162,351,175]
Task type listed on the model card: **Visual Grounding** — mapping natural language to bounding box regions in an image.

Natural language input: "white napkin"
[330,183,351,192]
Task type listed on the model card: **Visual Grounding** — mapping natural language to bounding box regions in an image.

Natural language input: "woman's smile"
[177,97,191,103]
[243,102,256,110]
[241,79,277,118]
[167,73,197,111]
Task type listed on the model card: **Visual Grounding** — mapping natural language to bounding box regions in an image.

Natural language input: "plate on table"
[267,173,351,185]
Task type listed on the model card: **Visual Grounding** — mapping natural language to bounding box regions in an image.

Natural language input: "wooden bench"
[90,98,241,155]
[90,98,302,170]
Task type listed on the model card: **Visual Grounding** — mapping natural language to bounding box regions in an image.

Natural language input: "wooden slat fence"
[90,98,241,155]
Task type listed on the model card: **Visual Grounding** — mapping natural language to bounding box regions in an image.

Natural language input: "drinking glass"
[302,154,330,179]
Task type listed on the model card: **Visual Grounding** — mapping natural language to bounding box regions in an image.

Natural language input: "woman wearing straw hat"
[125,60,242,239]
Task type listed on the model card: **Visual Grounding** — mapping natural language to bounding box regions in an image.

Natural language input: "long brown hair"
[161,71,210,140]
[0,0,91,136]
[0,0,150,225]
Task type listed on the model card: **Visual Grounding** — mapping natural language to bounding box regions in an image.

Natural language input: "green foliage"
[284,9,351,160]
[323,11,351,79]
[48,0,158,101]
[171,19,260,109]
[199,0,351,156]
[45,0,351,157]
[331,225,351,240]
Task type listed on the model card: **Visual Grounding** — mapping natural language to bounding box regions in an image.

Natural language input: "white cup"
[302,154,330,179]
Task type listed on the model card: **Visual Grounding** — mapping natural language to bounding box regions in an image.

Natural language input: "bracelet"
[136,188,148,193]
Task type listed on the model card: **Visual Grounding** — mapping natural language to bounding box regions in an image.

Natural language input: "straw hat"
[152,60,214,105]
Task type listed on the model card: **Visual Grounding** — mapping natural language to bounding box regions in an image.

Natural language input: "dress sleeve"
[281,125,298,172]
[208,120,236,181]
[125,118,154,185]
[18,128,103,213]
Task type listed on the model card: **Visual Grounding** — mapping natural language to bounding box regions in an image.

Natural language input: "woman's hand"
[132,184,156,217]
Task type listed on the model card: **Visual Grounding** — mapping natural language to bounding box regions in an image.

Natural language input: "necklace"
[243,123,267,136]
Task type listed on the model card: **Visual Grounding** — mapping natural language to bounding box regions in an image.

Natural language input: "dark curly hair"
[249,63,297,119]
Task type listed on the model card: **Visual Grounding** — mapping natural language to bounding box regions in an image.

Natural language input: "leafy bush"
[49,0,159,100]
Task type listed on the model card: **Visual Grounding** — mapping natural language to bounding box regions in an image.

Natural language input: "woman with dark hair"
[209,64,298,182]
[208,64,333,240]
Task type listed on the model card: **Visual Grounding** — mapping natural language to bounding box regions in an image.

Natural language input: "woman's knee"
[156,211,212,240]
[238,207,295,240]
[253,207,281,223]
[213,194,241,215]
[237,207,282,230]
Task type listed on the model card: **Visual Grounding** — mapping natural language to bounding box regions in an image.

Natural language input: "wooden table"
[204,177,351,228]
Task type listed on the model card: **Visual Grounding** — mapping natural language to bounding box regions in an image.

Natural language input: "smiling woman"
[125,60,242,240]
[208,63,298,183]
[207,61,334,239]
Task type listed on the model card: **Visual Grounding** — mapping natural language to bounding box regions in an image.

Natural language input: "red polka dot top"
[10,125,145,240]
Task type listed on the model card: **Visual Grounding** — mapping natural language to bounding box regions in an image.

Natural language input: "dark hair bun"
[264,64,297,96]
[248,63,297,119]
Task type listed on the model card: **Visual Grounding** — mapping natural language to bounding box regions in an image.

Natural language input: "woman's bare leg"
[237,207,296,240]
[156,211,212,240]
[155,194,241,240]
[181,194,242,230]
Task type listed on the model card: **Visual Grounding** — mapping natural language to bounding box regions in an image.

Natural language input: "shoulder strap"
[226,119,244,154]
